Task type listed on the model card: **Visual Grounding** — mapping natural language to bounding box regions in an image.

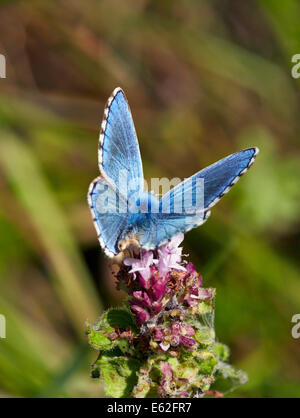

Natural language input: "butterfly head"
[117,236,141,258]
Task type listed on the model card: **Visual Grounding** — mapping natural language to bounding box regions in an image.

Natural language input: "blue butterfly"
[88,87,259,257]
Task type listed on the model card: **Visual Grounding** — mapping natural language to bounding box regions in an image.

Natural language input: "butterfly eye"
[118,241,125,251]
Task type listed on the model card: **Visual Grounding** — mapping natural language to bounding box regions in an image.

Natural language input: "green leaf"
[195,327,215,345]
[105,309,136,331]
[118,339,130,354]
[212,363,248,393]
[97,356,141,398]
[87,325,115,350]
[214,343,230,362]
[196,353,218,375]
[198,300,214,315]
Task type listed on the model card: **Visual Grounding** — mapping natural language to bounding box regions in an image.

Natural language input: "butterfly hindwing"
[136,211,210,250]
[88,176,128,256]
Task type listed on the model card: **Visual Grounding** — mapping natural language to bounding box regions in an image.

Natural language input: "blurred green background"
[0,0,299,398]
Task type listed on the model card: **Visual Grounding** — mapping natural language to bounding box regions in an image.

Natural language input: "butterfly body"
[122,213,152,243]
[88,87,259,258]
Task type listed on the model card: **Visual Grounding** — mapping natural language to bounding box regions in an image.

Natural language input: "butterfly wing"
[90,87,259,254]
[88,177,128,257]
[195,147,259,209]
[99,87,144,197]
[137,211,210,250]
[136,147,259,249]
[162,147,259,211]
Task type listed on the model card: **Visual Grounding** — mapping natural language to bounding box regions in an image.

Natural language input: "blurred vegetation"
[0,0,299,397]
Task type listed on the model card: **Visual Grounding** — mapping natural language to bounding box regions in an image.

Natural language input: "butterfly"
[88,87,259,257]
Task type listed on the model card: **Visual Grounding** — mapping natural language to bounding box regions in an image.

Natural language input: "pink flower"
[170,334,180,345]
[133,291,151,307]
[185,286,212,307]
[182,324,195,337]
[122,234,209,336]
[152,301,163,314]
[124,250,155,282]
[197,288,212,300]
[171,322,181,334]
[157,233,186,275]
[185,262,198,277]
[130,302,150,324]
[160,361,172,379]
[149,278,167,302]
[150,322,196,352]
[152,326,164,341]
[159,342,170,351]
[180,336,196,347]
[178,392,189,397]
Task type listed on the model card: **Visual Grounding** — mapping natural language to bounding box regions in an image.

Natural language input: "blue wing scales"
[135,148,259,249]
[88,176,128,256]
[99,88,144,198]
[88,87,259,256]
[161,147,259,212]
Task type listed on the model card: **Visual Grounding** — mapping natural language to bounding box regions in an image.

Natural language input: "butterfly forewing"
[99,88,144,198]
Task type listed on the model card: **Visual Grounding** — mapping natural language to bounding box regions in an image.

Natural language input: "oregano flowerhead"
[87,234,247,398]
